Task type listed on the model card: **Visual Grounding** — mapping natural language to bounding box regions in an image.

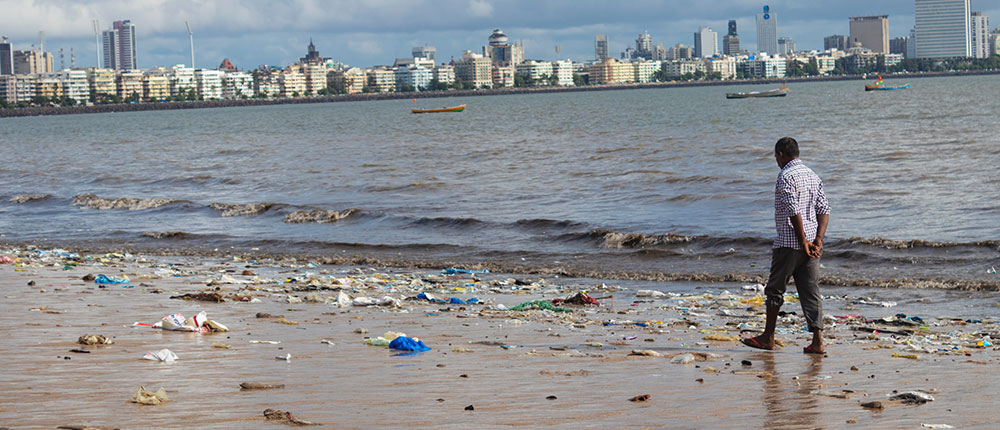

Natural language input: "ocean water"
[1,75,998,287]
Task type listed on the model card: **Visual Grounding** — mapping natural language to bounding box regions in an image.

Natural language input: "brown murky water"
[1,256,997,429]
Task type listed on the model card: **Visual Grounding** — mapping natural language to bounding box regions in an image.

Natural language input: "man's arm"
[789,214,816,257]
[813,214,829,256]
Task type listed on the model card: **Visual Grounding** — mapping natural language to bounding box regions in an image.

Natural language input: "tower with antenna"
[59,48,64,70]
[185,21,194,69]
[92,20,100,68]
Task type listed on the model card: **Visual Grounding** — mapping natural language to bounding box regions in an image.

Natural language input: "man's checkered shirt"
[773,158,830,249]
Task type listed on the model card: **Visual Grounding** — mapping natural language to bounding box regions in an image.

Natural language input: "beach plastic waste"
[636,290,667,298]
[0,256,14,264]
[130,386,169,405]
[629,394,651,402]
[508,300,573,313]
[671,353,695,364]
[240,382,284,390]
[275,353,291,361]
[143,349,178,363]
[889,390,935,404]
[551,292,600,306]
[416,292,481,305]
[921,424,955,429]
[133,311,229,333]
[443,267,489,275]
[389,336,431,352]
[77,334,113,345]
[629,349,662,357]
[94,274,130,285]
[263,408,320,425]
[703,334,739,342]
[352,296,400,307]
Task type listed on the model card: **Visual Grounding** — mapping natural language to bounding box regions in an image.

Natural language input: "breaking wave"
[847,236,1000,249]
[210,202,277,217]
[284,208,361,224]
[9,194,52,204]
[71,193,187,211]
[141,231,190,239]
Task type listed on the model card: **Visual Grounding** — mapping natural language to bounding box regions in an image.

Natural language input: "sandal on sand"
[803,345,825,355]
[740,337,773,351]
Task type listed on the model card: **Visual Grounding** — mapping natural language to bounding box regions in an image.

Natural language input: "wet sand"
[0,247,997,429]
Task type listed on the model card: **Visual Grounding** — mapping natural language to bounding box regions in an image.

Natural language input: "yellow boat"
[412,104,466,114]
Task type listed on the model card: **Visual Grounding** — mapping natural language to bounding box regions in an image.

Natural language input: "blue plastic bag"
[389,336,431,352]
[94,274,130,284]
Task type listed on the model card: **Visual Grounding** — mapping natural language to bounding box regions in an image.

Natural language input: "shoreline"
[2,69,997,119]
[0,244,997,428]
[5,241,999,291]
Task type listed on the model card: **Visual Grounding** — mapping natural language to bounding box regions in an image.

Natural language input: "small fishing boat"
[412,104,466,114]
[865,82,909,91]
[726,86,789,99]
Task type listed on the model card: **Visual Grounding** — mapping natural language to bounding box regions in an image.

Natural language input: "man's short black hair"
[775,137,799,157]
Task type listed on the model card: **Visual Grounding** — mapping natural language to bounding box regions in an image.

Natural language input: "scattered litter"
[629,394,651,402]
[443,268,489,274]
[143,349,178,363]
[78,334,113,345]
[275,353,291,361]
[389,336,431,352]
[249,340,280,344]
[892,353,919,360]
[629,349,662,357]
[320,339,335,346]
[240,382,284,390]
[671,353,695,364]
[889,391,935,404]
[275,318,298,325]
[921,424,955,429]
[860,401,883,409]
[211,342,232,349]
[263,408,320,426]
[133,311,228,333]
[169,292,224,302]
[636,290,667,298]
[703,334,739,342]
[130,386,168,405]
[452,346,475,353]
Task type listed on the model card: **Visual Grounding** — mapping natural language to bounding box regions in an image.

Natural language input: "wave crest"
[592,229,698,248]
[284,208,360,224]
[10,194,52,204]
[848,236,1000,249]
[210,202,275,217]
[72,193,183,210]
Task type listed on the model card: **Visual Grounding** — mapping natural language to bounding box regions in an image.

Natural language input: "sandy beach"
[0,246,998,429]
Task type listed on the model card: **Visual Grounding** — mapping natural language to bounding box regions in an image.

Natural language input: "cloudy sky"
[1,0,997,70]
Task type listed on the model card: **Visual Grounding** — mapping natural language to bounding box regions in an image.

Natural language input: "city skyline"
[0,0,998,70]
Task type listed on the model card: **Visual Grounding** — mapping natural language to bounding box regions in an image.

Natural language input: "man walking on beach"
[742,137,830,354]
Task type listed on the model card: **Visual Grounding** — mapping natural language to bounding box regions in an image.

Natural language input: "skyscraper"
[635,31,653,59]
[694,27,718,58]
[756,5,778,55]
[485,29,523,67]
[824,35,850,51]
[595,34,609,61]
[412,46,436,63]
[723,20,741,55]
[849,15,890,54]
[914,0,971,58]
[970,12,990,58]
[0,37,12,75]
[102,20,137,70]
[777,37,796,55]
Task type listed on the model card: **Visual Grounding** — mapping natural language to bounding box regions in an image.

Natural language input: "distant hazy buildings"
[411,46,436,63]
[595,34,609,61]
[0,37,12,75]
[890,37,908,55]
[756,5,778,55]
[778,37,796,55]
[723,20,741,55]
[914,0,971,58]
[454,51,492,88]
[102,20,137,70]
[824,35,850,51]
[850,15,890,54]
[484,29,523,67]
[693,27,717,58]
[969,12,990,58]
[668,43,692,60]
[13,48,53,74]
[635,31,654,59]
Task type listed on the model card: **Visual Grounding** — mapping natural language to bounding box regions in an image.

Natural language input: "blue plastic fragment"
[94,274,130,285]
[389,336,431,352]
[442,267,489,275]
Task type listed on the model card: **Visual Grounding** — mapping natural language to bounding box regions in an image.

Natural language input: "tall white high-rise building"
[756,5,778,55]
[914,0,971,58]
[636,31,653,59]
[412,46,436,63]
[970,12,990,58]
[694,27,718,58]
[101,20,137,70]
